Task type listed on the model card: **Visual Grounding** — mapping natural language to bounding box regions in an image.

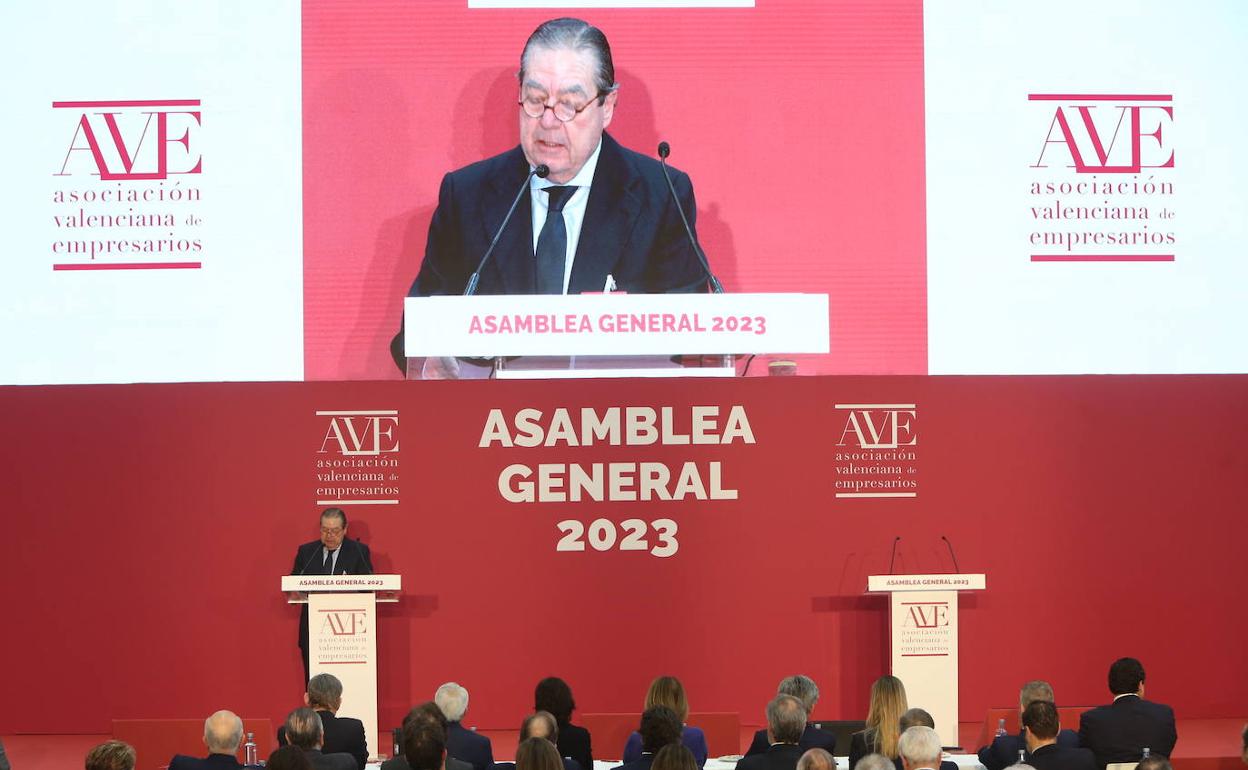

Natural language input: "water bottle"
[1142,748,1151,759]
[996,718,1007,738]
[1018,749,1026,764]
[244,732,258,766]
[394,727,403,758]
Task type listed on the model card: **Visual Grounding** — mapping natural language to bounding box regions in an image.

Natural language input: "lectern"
[282,574,401,761]
[866,573,986,748]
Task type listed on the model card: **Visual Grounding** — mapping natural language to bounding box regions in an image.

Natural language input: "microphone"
[464,164,550,296]
[657,141,724,293]
[888,536,902,575]
[941,535,962,573]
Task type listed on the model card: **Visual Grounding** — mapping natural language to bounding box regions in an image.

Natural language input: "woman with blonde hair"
[622,676,709,767]
[848,676,908,769]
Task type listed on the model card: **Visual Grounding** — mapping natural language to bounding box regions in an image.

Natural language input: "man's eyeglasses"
[519,92,605,123]
[321,527,344,536]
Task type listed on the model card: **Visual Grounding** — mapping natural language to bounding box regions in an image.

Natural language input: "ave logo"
[836,404,917,449]
[903,602,950,629]
[53,99,202,180]
[1030,93,1174,174]
[319,610,368,637]
[317,410,399,457]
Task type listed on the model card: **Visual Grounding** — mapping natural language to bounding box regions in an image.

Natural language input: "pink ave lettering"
[54,100,202,180]
[320,611,368,636]
[1031,95,1174,174]
[837,408,917,449]
[905,603,949,629]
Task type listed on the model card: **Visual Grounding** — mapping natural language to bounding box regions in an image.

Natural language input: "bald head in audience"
[796,748,836,770]
[204,710,245,755]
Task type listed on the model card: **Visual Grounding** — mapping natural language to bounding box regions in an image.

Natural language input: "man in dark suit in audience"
[278,674,368,770]
[381,703,475,770]
[892,710,956,770]
[1079,657,1178,768]
[1022,701,1096,770]
[738,696,807,770]
[401,718,447,770]
[896,726,944,770]
[977,680,1081,770]
[283,707,356,770]
[744,676,838,757]
[436,683,494,770]
[169,710,244,770]
[614,707,684,770]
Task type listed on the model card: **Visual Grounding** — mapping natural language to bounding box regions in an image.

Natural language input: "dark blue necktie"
[535,186,575,294]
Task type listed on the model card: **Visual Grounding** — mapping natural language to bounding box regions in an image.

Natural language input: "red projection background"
[301,0,927,380]
[5,375,1247,734]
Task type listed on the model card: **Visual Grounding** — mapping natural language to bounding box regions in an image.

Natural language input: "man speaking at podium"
[391,17,712,373]
[292,507,374,683]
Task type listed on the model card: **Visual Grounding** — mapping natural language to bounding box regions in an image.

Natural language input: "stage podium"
[403,292,829,379]
[866,573,986,748]
[282,574,401,761]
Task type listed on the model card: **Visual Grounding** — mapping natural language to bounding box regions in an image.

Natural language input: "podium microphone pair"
[463,142,724,296]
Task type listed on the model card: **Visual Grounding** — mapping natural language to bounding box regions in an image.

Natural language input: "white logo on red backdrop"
[315,410,401,506]
[1027,93,1176,263]
[833,403,918,499]
[51,99,204,271]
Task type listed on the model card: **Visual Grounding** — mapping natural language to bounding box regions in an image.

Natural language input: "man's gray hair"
[796,748,836,770]
[777,675,820,714]
[854,754,893,770]
[435,682,470,722]
[204,710,244,754]
[766,694,807,745]
[1019,680,1055,708]
[284,707,324,750]
[518,18,617,101]
[308,673,345,711]
[897,726,942,766]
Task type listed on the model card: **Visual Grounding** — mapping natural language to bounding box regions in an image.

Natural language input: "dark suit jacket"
[1078,695,1177,768]
[390,132,711,371]
[737,743,804,770]
[447,721,494,770]
[279,710,369,770]
[557,721,593,770]
[169,753,242,770]
[493,759,581,770]
[745,725,838,758]
[383,756,474,770]
[303,749,357,770]
[847,729,881,770]
[976,728,1080,770]
[612,755,655,770]
[625,726,707,767]
[1026,742,1097,770]
[291,538,374,650]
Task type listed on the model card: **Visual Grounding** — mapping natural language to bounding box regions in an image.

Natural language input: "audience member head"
[516,736,563,770]
[521,711,560,743]
[899,708,935,732]
[1006,766,1036,770]
[766,694,807,745]
[1108,657,1146,697]
[534,677,577,725]
[639,705,683,754]
[897,726,942,770]
[796,748,836,770]
[777,675,820,716]
[403,701,450,732]
[645,676,691,723]
[653,744,699,770]
[1137,757,1173,770]
[85,741,136,770]
[404,717,448,770]
[203,709,245,755]
[267,745,313,770]
[853,755,892,770]
[435,682,470,722]
[307,673,345,712]
[865,675,908,758]
[1241,722,1247,764]
[1020,700,1060,752]
[284,707,324,750]
[1018,681,1055,711]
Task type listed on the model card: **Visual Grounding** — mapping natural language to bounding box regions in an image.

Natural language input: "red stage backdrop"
[4,375,1246,735]
[301,0,928,380]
